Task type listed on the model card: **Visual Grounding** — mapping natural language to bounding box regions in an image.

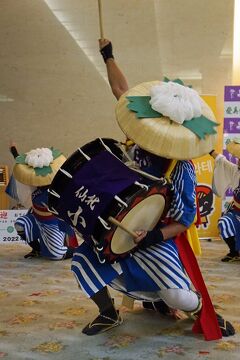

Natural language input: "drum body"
[48,138,172,263]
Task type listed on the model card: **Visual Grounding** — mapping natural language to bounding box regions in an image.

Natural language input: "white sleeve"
[15,180,35,209]
[212,154,240,197]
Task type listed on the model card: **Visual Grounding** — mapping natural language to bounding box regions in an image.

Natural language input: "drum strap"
[164,159,177,181]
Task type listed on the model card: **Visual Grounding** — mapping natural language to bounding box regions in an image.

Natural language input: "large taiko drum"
[48,138,172,263]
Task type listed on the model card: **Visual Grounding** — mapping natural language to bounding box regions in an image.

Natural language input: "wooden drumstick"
[97,0,104,39]
[108,216,138,239]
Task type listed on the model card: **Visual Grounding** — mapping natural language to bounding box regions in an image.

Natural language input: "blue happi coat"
[71,146,196,299]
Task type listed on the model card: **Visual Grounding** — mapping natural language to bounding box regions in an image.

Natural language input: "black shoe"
[63,248,75,260]
[24,250,41,259]
[216,314,235,337]
[143,300,171,315]
[82,310,123,336]
[221,252,240,262]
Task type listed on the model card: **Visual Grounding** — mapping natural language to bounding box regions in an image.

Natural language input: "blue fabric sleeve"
[168,161,196,227]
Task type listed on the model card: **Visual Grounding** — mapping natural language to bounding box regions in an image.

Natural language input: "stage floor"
[0,240,239,360]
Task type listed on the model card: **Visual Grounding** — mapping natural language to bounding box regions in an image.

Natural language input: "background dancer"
[210,141,240,262]
[8,142,78,260]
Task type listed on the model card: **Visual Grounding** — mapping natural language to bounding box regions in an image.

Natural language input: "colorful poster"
[193,95,222,239]
[223,85,240,211]
[0,209,27,243]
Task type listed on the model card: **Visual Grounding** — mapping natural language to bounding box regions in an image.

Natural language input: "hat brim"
[115,81,217,160]
[13,154,66,186]
[226,141,240,159]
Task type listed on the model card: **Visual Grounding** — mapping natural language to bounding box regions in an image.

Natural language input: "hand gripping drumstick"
[97,0,104,39]
[108,216,138,239]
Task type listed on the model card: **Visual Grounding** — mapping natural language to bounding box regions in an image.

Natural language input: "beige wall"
[0,0,122,170]
[0,0,234,171]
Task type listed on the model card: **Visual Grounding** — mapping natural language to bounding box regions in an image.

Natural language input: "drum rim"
[94,180,172,263]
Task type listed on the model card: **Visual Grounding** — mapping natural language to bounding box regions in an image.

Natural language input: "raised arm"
[209,149,218,159]
[9,140,19,159]
[99,39,129,100]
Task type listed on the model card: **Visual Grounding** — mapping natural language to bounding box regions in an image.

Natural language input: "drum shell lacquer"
[48,138,172,263]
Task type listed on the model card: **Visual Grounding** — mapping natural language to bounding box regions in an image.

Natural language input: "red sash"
[175,233,222,341]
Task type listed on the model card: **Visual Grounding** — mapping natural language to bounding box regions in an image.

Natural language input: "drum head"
[95,180,172,262]
[111,193,165,254]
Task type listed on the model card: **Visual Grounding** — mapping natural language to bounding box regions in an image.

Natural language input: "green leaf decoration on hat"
[15,154,27,164]
[51,148,62,160]
[126,77,219,139]
[163,77,192,88]
[164,76,184,86]
[183,115,218,139]
[34,166,53,177]
[127,96,161,118]
[15,148,62,177]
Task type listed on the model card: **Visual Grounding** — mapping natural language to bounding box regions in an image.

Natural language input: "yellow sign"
[193,95,222,239]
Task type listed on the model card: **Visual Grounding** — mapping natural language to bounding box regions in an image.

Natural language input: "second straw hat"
[226,137,240,159]
[13,147,66,187]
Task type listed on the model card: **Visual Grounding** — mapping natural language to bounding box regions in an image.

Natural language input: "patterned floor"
[0,240,239,360]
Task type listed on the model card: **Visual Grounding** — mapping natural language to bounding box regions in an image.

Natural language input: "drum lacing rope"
[118,142,133,162]
[91,235,104,251]
[93,247,106,264]
[99,137,113,153]
[134,181,149,190]
[99,138,125,162]
[114,195,128,208]
[59,168,73,178]
[47,206,59,215]
[130,167,163,181]
[98,216,111,230]
[91,235,99,246]
[47,189,60,198]
[78,147,91,160]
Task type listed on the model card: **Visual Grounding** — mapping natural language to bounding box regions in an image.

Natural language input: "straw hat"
[13,147,66,186]
[226,137,240,159]
[115,80,218,160]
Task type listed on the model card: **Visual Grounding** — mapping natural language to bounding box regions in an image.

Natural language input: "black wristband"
[138,229,164,250]
[100,42,114,63]
[10,146,19,159]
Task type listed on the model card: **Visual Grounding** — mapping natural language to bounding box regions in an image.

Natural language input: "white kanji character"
[85,195,100,210]
[67,206,86,228]
[75,186,88,202]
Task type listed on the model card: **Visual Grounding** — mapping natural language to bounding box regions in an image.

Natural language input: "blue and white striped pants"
[15,213,68,259]
[218,210,240,250]
[71,239,192,301]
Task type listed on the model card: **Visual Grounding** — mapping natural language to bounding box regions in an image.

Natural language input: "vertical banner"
[193,95,222,238]
[223,85,240,211]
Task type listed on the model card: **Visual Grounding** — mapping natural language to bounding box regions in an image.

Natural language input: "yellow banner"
[193,95,222,239]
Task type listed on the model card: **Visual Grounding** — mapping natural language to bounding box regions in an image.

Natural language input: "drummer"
[70,39,235,339]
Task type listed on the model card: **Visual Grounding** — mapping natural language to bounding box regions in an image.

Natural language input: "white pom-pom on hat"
[149,81,202,124]
[25,148,53,168]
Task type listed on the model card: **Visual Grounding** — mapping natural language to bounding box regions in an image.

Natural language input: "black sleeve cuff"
[138,229,164,250]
